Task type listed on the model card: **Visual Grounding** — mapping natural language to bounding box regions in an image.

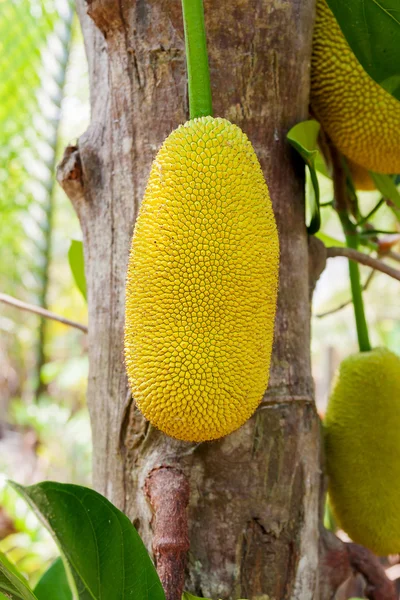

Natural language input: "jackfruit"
[124,116,279,442]
[348,159,375,192]
[324,347,400,555]
[311,0,400,175]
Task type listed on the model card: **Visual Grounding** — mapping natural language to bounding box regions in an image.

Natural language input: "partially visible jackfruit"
[324,347,400,555]
[124,116,279,442]
[311,0,400,175]
[348,159,375,192]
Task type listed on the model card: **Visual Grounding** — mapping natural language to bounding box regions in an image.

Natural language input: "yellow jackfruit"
[324,347,400,555]
[348,159,375,192]
[311,0,400,175]
[124,116,279,442]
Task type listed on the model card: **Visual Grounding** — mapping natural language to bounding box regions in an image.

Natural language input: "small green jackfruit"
[324,347,400,555]
[124,116,279,442]
[311,0,400,175]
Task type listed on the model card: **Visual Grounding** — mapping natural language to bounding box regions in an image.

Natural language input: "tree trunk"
[59,0,322,597]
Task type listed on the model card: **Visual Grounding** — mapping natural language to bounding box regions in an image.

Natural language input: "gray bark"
[59,0,326,597]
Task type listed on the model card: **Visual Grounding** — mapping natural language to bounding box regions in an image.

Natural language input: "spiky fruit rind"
[311,0,400,174]
[125,116,279,442]
[325,347,400,554]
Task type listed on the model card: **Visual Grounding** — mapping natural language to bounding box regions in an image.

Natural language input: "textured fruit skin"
[124,116,279,442]
[324,348,400,555]
[311,0,400,175]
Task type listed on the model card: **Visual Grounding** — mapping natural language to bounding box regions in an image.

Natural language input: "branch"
[145,467,190,600]
[320,529,397,600]
[316,270,375,318]
[0,293,88,333]
[386,249,400,263]
[347,543,397,600]
[327,247,400,283]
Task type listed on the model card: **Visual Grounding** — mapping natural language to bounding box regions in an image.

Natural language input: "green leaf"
[326,0,400,101]
[68,240,87,301]
[0,551,38,600]
[34,558,72,600]
[10,482,165,600]
[315,232,345,248]
[287,120,321,234]
[287,120,321,163]
[370,173,400,212]
[315,153,331,179]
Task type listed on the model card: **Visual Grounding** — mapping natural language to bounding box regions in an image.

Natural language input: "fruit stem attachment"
[181,0,213,119]
[339,213,371,353]
[330,142,371,353]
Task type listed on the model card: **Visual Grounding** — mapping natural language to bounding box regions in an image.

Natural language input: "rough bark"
[59,0,323,597]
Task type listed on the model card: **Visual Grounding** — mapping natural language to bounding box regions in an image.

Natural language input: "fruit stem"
[339,212,371,353]
[181,0,213,119]
[330,142,371,353]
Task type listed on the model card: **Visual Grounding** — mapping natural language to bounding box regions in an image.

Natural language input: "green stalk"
[181,0,213,119]
[339,213,371,353]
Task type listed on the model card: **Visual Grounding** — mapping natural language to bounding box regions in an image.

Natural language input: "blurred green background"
[0,0,90,585]
[0,0,399,591]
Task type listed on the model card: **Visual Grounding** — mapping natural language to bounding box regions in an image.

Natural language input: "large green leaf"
[11,482,165,600]
[34,558,72,600]
[0,551,38,600]
[326,0,400,101]
[287,120,322,234]
[68,240,87,301]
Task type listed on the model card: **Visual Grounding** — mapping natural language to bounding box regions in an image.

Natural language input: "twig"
[316,270,375,318]
[386,250,400,263]
[360,229,400,237]
[0,293,88,333]
[327,247,400,283]
[357,198,386,226]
